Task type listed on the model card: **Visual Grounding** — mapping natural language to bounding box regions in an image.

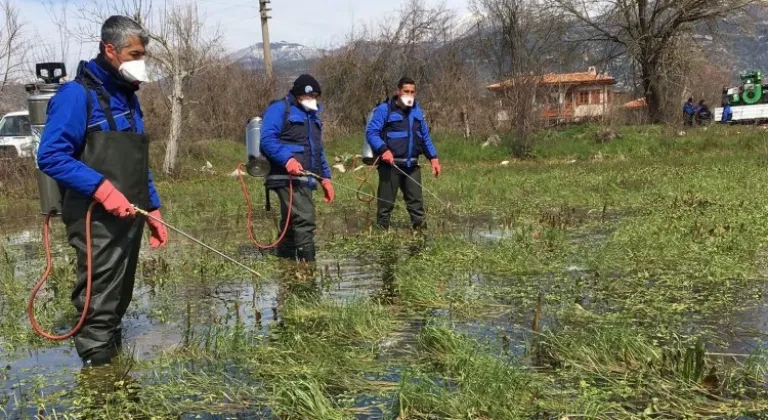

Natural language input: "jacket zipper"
[406,109,414,168]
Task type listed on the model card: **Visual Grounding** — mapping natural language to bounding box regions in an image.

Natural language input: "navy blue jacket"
[37,59,161,210]
[365,97,438,167]
[259,94,331,187]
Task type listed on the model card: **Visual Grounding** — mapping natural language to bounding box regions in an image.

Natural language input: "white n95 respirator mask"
[119,60,149,84]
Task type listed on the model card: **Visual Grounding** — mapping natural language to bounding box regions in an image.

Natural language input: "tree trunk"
[461,105,471,139]
[641,60,664,124]
[163,71,184,175]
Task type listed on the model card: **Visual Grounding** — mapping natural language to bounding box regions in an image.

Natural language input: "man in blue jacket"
[36,16,167,367]
[683,97,696,126]
[260,74,334,263]
[721,100,733,123]
[365,77,441,230]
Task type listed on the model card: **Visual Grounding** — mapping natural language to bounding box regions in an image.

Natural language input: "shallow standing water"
[3,214,768,417]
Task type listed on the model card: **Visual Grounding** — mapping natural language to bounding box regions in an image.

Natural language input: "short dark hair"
[398,77,416,89]
[99,15,149,54]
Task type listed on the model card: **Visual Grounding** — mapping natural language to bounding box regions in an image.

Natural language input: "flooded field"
[4,126,768,418]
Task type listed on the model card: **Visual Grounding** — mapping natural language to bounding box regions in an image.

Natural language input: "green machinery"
[724,70,766,106]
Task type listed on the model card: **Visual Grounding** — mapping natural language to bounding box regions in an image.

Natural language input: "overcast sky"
[17,0,470,69]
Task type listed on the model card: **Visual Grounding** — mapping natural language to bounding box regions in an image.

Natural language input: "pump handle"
[36,62,67,84]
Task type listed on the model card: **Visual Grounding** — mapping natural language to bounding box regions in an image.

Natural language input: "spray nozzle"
[35,62,67,84]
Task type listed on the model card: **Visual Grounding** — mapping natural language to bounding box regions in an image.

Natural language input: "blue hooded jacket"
[259,94,331,188]
[683,101,696,116]
[37,59,161,210]
[722,104,733,122]
[365,97,437,167]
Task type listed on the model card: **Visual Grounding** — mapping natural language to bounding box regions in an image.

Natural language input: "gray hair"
[99,15,149,54]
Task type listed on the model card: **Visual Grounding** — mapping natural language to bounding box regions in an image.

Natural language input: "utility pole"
[259,0,273,80]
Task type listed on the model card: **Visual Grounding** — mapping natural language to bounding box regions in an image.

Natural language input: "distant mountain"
[228,41,323,72]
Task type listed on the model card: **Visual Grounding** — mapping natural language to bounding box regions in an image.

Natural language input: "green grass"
[4,123,768,417]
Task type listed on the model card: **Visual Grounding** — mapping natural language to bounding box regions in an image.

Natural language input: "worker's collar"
[287,93,323,115]
[92,54,140,93]
[392,96,415,113]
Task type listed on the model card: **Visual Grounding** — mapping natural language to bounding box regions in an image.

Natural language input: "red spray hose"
[27,202,97,341]
[352,156,380,204]
[236,163,293,249]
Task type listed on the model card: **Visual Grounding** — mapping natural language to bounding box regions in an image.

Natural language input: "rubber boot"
[296,243,316,263]
[82,349,113,368]
[276,243,297,261]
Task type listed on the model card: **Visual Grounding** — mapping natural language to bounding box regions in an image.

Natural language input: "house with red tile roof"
[622,97,647,109]
[487,67,617,123]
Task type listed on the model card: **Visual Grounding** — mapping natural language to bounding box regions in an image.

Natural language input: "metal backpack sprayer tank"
[26,62,67,216]
[361,109,376,165]
[237,113,296,249]
[245,116,270,177]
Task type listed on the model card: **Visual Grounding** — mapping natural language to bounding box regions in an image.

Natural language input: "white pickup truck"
[0,110,34,158]
[714,104,768,123]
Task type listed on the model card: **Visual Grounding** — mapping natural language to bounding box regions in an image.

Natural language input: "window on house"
[591,90,601,104]
[578,91,589,105]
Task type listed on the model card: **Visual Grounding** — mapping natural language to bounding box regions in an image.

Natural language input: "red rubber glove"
[380,150,394,165]
[321,179,335,204]
[285,158,304,176]
[146,209,168,248]
[430,158,442,178]
[92,180,135,218]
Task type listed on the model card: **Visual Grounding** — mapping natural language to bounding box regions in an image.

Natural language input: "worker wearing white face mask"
[36,15,167,368]
[365,76,441,230]
[259,74,334,263]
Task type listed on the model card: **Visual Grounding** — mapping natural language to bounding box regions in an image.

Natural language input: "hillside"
[0,85,27,113]
[227,41,323,77]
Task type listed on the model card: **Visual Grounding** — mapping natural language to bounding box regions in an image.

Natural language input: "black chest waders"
[61,77,150,365]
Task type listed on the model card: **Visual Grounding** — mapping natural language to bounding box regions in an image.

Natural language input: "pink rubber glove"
[321,179,335,204]
[92,180,135,218]
[430,158,442,178]
[285,158,304,176]
[381,150,394,165]
[146,209,168,248]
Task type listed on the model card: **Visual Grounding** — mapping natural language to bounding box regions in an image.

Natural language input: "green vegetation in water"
[3,124,768,418]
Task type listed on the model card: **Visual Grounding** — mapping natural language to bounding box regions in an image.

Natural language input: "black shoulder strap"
[282,98,291,128]
[78,82,93,131]
[379,99,392,139]
[384,99,392,122]
[75,64,117,132]
[263,97,292,133]
[95,92,117,132]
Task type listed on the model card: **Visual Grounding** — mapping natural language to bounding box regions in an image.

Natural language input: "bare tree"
[76,0,223,175]
[470,0,573,78]
[548,0,756,123]
[150,4,223,175]
[470,0,576,156]
[314,0,472,136]
[0,0,25,94]
[43,0,71,63]
[23,0,85,79]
